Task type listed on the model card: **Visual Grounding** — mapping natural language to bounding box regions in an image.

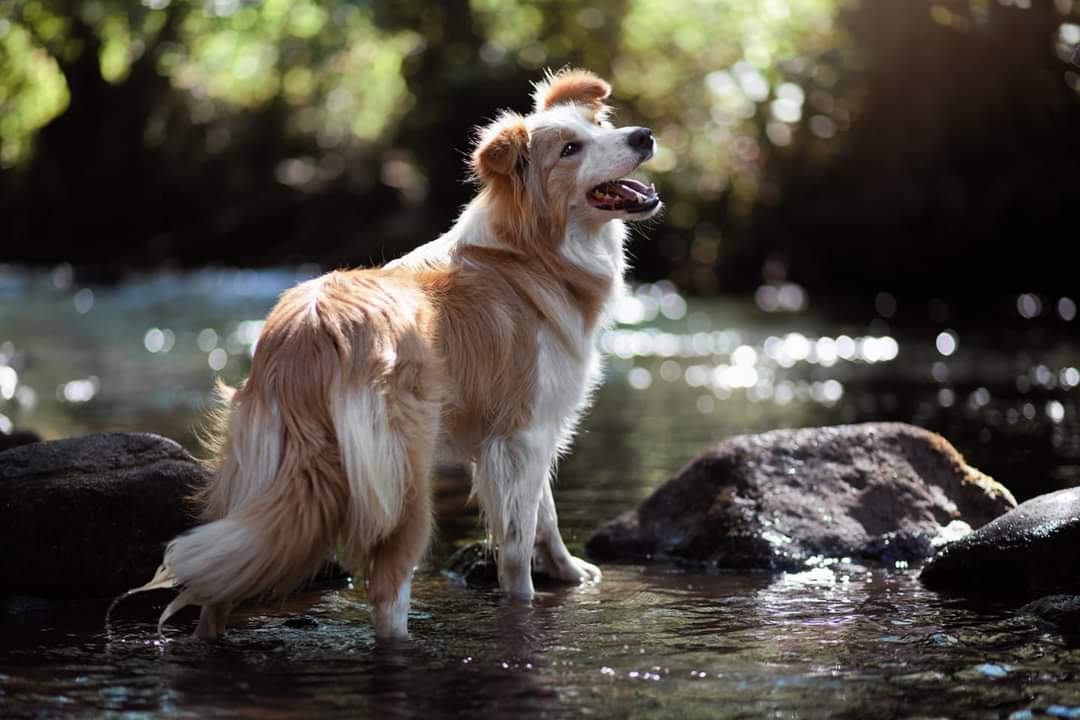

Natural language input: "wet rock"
[0,432,208,596]
[1020,595,1080,635]
[920,487,1080,598]
[0,429,42,453]
[447,541,500,588]
[283,614,320,629]
[446,540,567,588]
[586,423,1015,571]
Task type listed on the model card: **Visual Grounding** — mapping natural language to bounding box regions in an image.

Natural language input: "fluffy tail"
[156,488,339,631]
[131,270,432,634]
[153,384,352,631]
[147,396,411,631]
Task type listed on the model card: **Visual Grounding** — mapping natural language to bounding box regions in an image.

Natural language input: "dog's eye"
[560,141,582,158]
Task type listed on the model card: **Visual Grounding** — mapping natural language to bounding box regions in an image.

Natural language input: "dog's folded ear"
[471,111,530,181]
[532,68,612,113]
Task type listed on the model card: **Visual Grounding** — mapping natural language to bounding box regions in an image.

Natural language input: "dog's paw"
[553,555,602,585]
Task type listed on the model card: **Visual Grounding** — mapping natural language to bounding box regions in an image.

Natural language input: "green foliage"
[174,0,420,140]
[0,0,422,168]
[0,0,848,181]
[0,9,69,167]
[617,0,847,213]
[1,0,1078,286]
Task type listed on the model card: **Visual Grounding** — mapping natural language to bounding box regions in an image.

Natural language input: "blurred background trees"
[1,0,1078,295]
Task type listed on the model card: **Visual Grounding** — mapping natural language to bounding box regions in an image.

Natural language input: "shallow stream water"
[1,267,1078,718]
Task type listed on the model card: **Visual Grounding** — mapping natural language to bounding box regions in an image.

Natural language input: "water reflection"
[1,267,1077,503]
[4,528,1080,718]
[605,318,899,414]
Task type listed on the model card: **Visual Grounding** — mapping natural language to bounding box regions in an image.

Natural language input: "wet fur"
[146,68,660,640]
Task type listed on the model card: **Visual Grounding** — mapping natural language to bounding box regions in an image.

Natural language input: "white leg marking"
[373,577,412,640]
[536,482,601,585]
[474,434,557,601]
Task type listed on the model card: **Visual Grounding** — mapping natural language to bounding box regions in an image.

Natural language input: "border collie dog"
[146,68,661,640]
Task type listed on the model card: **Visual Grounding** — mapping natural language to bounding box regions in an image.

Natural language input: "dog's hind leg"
[367,475,432,641]
[335,380,439,641]
[194,602,232,640]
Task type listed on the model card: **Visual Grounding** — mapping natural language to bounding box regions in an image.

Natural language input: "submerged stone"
[920,487,1080,599]
[283,614,320,629]
[0,432,208,596]
[1020,595,1080,635]
[586,423,1015,571]
[445,540,573,588]
[446,540,500,587]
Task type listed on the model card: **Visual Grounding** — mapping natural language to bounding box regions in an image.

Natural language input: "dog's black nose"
[627,127,653,151]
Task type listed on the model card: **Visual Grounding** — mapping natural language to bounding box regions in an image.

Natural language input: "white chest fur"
[395,212,628,459]
[534,219,627,454]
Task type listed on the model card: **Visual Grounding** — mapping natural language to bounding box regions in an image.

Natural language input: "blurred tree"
[752,0,1080,296]
[0,0,1077,297]
[0,0,848,273]
[0,0,422,266]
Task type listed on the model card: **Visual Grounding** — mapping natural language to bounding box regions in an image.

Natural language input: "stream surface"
[1,266,1078,718]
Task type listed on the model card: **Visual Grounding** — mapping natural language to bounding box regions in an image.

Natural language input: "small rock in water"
[446,540,567,588]
[974,662,1010,678]
[447,541,500,588]
[1020,595,1080,635]
[586,423,1014,571]
[928,632,959,646]
[920,487,1080,599]
[283,614,320,630]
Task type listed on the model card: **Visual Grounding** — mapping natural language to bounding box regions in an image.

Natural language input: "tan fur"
[471,111,531,180]
[532,68,612,113]
[412,241,609,443]
[157,269,444,638]
[146,68,657,640]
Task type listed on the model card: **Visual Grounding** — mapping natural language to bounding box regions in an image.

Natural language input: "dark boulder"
[0,429,42,453]
[920,487,1080,599]
[0,432,208,596]
[587,423,1015,571]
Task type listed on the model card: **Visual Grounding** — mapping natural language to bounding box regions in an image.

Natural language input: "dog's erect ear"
[532,68,611,113]
[471,111,530,181]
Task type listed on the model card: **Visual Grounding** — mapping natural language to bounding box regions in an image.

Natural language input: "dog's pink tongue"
[612,179,652,202]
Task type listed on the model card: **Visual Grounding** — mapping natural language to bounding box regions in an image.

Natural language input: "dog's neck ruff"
[390,199,627,360]
[392,200,628,289]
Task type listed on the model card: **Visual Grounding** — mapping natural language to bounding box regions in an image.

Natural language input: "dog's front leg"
[474,434,550,600]
[535,482,601,585]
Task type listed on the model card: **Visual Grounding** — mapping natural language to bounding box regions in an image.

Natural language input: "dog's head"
[471,69,661,251]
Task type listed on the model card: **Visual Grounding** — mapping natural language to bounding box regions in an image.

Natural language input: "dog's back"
[157,269,443,639]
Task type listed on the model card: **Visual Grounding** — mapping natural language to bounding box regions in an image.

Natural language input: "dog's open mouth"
[587,179,660,214]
